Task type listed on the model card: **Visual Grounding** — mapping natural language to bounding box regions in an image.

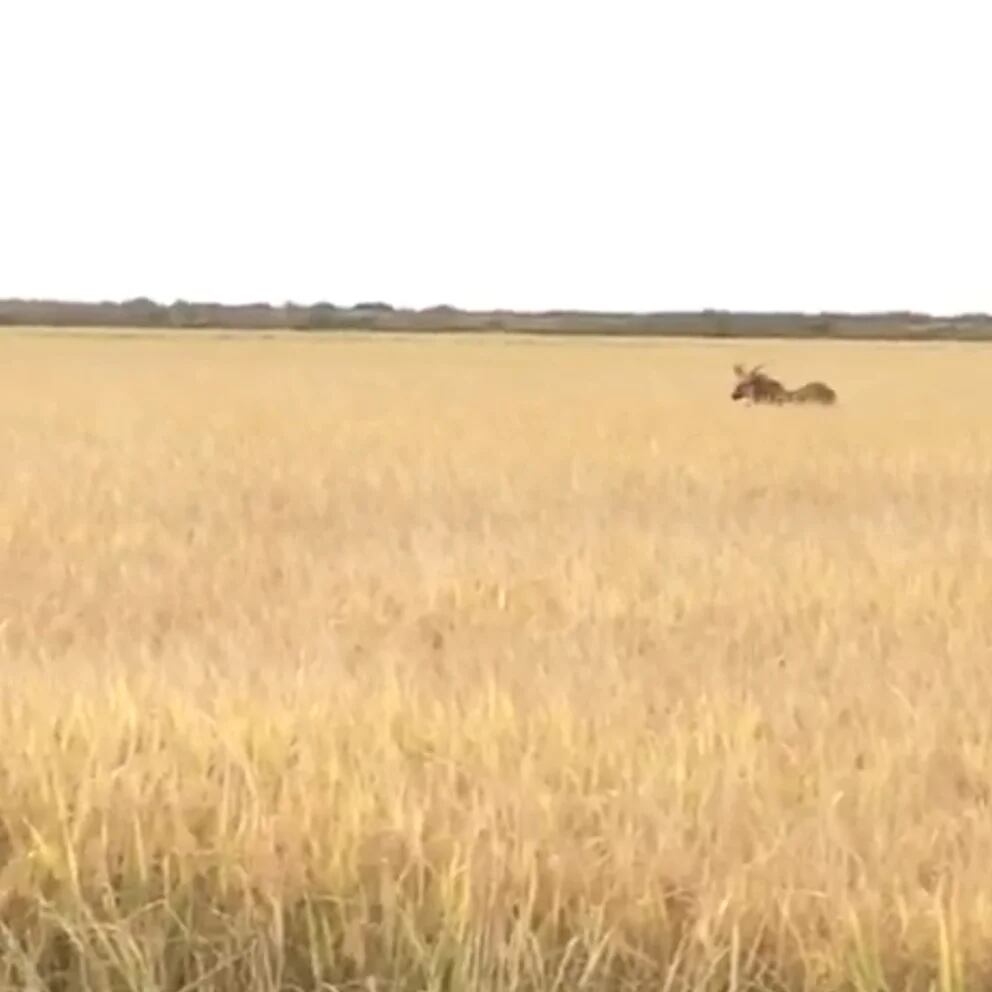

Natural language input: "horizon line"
[2,297,992,322]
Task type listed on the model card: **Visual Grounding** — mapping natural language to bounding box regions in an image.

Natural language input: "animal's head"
[731,363,782,403]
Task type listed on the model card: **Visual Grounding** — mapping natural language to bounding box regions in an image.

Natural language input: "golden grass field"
[2,328,992,991]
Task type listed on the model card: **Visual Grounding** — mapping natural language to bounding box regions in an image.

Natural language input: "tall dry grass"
[2,329,992,990]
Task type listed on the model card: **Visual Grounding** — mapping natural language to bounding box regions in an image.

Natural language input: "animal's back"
[790,381,837,404]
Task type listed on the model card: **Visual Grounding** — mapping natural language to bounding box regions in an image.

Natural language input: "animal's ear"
[733,363,745,377]
[751,364,765,376]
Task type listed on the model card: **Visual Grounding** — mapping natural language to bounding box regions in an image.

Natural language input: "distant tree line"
[2,298,992,340]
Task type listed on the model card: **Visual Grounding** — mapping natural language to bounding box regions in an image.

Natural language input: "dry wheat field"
[2,329,992,991]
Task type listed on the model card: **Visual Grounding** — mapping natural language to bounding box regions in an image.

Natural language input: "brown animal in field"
[731,363,789,404]
[731,364,837,406]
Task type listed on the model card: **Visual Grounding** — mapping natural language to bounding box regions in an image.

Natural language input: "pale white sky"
[1,0,990,314]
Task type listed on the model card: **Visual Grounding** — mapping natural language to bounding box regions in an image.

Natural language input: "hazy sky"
[2,1,989,313]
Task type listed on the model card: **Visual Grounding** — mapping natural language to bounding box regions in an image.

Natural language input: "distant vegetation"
[3,296,992,339]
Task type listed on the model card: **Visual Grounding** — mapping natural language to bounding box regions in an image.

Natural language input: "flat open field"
[2,330,992,991]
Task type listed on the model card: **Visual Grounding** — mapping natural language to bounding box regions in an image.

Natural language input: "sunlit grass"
[2,330,992,990]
